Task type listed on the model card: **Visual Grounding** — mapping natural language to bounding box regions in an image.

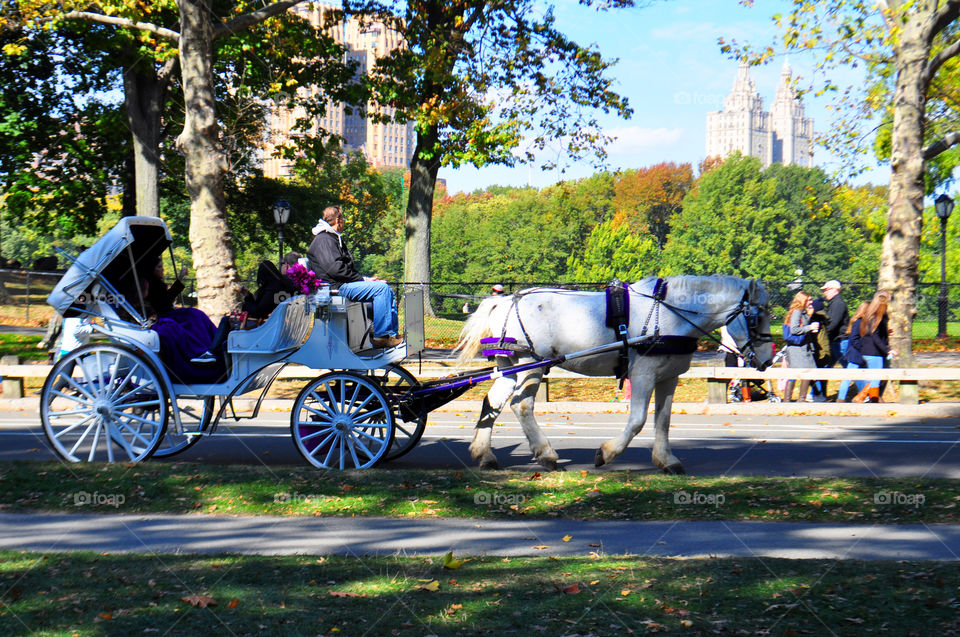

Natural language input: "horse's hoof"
[662,463,685,475]
[538,457,560,472]
[594,448,607,467]
[478,458,500,470]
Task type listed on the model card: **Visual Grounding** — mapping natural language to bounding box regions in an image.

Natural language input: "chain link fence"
[4,272,959,344]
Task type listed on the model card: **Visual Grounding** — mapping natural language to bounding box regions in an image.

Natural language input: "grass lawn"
[0,333,47,363]
[2,551,959,636]
[2,463,957,525]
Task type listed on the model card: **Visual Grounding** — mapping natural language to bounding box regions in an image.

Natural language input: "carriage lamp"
[936,193,954,339]
[273,199,292,267]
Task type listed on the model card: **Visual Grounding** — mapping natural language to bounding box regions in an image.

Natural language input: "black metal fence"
[5,272,959,344]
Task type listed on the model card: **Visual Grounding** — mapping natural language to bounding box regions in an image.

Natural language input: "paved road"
[7,409,960,477]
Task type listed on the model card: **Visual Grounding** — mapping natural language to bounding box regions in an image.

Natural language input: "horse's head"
[725,279,774,371]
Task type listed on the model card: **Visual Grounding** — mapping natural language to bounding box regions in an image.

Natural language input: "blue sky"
[438,0,884,194]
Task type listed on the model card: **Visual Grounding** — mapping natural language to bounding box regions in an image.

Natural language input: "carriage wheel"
[368,364,426,462]
[151,397,214,458]
[41,343,168,463]
[291,372,394,470]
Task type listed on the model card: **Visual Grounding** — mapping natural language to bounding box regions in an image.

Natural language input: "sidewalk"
[1,512,957,560]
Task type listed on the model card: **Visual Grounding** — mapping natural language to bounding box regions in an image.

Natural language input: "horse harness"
[480,279,771,378]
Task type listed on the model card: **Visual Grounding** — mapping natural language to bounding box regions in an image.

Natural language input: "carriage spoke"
[86,422,103,462]
[300,426,336,442]
[107,361,140,401]
[48,388,93,407]
[351,428,386,447]
[50,413,96,436]
[302,400,335,420]
[346,435,364,468]
[323,385,342,415]
[350,407,388,425]
[112,416,158,447]
[58,373,96,404]
[64,418,98,456]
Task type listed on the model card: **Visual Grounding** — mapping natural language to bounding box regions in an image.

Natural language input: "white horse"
[455,275,773,474]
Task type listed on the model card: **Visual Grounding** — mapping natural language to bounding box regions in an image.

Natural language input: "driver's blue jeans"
[337,280,399,338]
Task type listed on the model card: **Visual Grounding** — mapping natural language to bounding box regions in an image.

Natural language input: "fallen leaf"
[328,590,365,598]
[97,612,113,620]
[227,598,239,609]
[621,589,631,596]
[446,603,463,615]
[560,583,581,594]
[443,552,464,570]
[589,580,600,585]
[532,545,550,550]
[180,595,216,608]
[528,472,542,480]
[562,535,572,542]
[415,580,440,592]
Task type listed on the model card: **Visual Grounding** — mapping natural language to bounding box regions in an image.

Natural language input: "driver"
[306,206,402,349]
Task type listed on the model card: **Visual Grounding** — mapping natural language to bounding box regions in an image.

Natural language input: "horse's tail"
[454,296,505,367]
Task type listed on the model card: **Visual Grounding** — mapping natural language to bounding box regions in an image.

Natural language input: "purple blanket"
[151,307,222,383]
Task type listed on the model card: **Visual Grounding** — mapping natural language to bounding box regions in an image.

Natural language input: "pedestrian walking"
[782,291,821,402]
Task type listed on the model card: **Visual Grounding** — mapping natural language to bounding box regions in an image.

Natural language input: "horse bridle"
[723,291,774,370]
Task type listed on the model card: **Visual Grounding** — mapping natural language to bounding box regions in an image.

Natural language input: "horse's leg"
[470,375,515,470]
[650,376,684,475]
[596,371,655,467]
[508,369,560,471]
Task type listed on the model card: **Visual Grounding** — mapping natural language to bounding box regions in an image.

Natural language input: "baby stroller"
[728,348,784,403]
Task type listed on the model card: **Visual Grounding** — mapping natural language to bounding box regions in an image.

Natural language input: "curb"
[6,396,960,418]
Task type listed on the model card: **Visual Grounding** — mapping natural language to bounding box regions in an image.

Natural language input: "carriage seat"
[227,295,312,355]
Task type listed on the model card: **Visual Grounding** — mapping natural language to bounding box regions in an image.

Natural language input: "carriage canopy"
[47,216,172,316]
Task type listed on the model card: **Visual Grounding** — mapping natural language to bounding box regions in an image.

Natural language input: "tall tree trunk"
[877,30,929,368]
[122,62,162,217]
[176,0,239,318]
[405,124,440,315]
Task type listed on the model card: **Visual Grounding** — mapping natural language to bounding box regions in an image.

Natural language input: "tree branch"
[62,11,180,42]
[214,0,306,38]
[929,0,960,43]
[923,131,960,160]
[926,33,960,85]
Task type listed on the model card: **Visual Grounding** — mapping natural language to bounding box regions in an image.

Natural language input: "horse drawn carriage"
[40,217,774,474]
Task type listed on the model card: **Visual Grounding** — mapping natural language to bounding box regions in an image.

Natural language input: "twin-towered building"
[706,61,814,168]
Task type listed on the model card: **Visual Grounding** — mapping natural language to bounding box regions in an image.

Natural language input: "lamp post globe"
[273,200,291,267]
[936,194,954,339]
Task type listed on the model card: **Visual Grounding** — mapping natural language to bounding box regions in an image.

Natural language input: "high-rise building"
[705,61,814,168]
[262,4,416,179]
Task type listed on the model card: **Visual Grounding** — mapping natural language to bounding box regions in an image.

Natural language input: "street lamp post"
[273,199,291,267]
[935,193,955,339]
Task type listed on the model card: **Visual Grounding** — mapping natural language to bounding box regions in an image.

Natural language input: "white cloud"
[606,126,685,155]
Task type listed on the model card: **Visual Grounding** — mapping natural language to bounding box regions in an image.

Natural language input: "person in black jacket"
[306,205,401,349]
[240,253,301,319]
[820,279,849,365]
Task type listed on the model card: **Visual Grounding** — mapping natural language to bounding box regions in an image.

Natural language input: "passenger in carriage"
[190,252,306,368]
[239,252,302,320]
[142,259,221,383]
[307,205,402,349]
